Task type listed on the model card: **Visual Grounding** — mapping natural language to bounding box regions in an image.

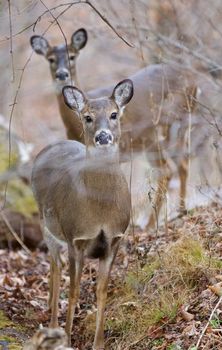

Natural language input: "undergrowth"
[86,235,221,349]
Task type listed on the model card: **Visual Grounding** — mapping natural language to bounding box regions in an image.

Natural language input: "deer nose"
[55,69,69,81]
[95,130,113,146]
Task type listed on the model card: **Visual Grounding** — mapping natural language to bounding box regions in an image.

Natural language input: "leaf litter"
[0,203,221,349]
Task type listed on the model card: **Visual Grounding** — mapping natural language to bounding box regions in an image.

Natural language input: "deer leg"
[49,256,61,328]
[65,245,84,345]
[41,223,63,328]
[147,172,171,230]
[178,157,189,214]
[48,258,53,309]
[93,240,120,350]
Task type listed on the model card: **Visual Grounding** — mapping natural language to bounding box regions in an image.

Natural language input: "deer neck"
[86,144,120,166]
[53,70,84,142]
[82,144,122,198]
[56,92,84,142]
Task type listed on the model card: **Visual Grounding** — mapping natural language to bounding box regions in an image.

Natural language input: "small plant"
[151,337,164,347]
[166,344,182,350]
[210,315,221,328]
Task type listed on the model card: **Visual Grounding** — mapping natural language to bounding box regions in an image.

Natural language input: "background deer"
[31,79,133,349]
[30,29,87,142]
[30,31,197,229]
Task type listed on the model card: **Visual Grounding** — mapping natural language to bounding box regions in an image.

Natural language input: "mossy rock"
[0,336,22,350]
[0,310,13,329]
[0,126,37,218]
[0,179,37,218]
[0,311,25,349]
[5,179,37,217]
[0,128,20,173]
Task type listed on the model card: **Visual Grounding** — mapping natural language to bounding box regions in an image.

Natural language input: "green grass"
[87,235,222,349]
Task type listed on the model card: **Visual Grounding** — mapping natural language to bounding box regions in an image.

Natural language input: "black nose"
[55,70,69,81]
[95,131,113,145]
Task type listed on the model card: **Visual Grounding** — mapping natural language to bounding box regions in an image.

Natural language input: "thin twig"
[0,212,31,254]
[130,0,144,63]
[0,53,33,212]
[39,0,69,53]
[0,3,74,43]
[1,1,134,48]
[8,0,15,82]
[85,0,134,47]
[129,137,135,242]
[196,296,222,349]
[152,30,222,72]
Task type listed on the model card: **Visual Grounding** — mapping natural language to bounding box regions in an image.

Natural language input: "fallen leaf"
[182,321,198,337]
[208,282,222,296]
[215,275,222,281]
[180,306,194,322]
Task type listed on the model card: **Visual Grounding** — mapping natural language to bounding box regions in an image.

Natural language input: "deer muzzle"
[55,68,70,81]
[94,130,113,146]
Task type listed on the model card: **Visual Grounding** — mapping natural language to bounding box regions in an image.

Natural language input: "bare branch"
[0,53,33,212]
[0,212,32,255]
[8,0,15,82]
[85,0,134,48]
[196,296,222,349]
[151,30,222,72]
[1,1,134,48]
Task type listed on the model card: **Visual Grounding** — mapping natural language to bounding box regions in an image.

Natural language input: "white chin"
[95,142,113,148]
[54,79,72,94]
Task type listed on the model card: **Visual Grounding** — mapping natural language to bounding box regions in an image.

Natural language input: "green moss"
[0,335,22,350]
[106,317,132,335]
[0,142,19,173]
[125,260,160,294]
[0,310,13,329]
[0,312,26,349]
[0,179,38,217]
[151,338,165,347]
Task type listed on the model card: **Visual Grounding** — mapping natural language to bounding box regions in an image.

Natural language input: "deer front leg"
[93,241,120,350]
[42,224,62,328]
[65,245,84,346]
[49,256,62,328]
[147,171,171,230]
[178,157,189,214]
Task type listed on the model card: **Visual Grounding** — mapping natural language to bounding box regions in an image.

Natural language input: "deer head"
[30,29,87,92]
[62,79,134,154]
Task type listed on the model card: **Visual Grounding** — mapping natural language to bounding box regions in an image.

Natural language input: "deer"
[30,30,197,229]
[31,79,133,349]
[30,28,87,142]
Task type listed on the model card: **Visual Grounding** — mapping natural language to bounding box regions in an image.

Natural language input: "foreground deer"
[30,30,197,228]
[31,79,133,348]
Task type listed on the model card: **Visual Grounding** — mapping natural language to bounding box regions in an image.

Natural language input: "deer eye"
[84,115,93,123]
[110,112,117,120]
[69,55,75,61]
[48,57,55,64]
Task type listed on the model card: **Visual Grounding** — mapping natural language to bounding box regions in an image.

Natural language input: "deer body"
[33,141,130,246]
[31,31,197,228]
[31,79,133,349]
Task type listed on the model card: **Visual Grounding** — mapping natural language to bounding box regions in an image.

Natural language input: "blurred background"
[0,0,222,245]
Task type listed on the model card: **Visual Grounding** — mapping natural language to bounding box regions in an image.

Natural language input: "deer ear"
[71,28,88,51]
[112,79,134,109]
[30,35,49,56]
[62,86,86,113]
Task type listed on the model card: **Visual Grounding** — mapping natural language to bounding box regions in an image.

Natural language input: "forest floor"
[0,203,221,350]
